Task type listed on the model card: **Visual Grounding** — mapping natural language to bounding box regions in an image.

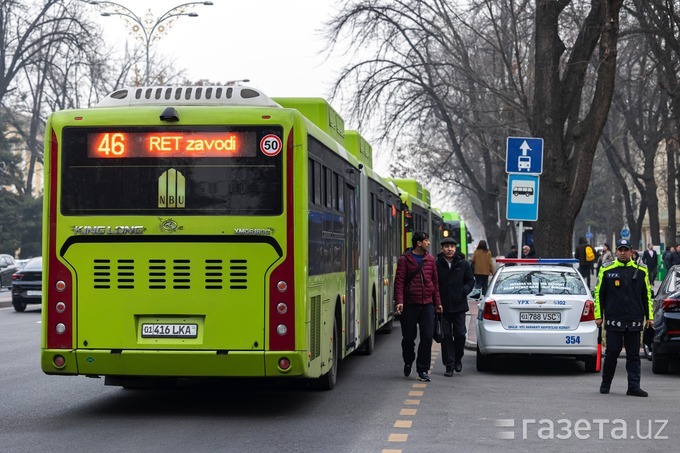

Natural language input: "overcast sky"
[87,0,393,173]
[90,0,344,98]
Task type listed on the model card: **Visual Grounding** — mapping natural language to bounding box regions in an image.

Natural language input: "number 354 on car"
[475,258,598,372]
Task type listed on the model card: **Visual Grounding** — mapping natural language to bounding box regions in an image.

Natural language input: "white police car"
[476,258,598,372]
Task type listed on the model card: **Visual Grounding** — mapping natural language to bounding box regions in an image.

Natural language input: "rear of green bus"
[41,86,309,386]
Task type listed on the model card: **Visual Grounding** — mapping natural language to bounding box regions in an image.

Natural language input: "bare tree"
[327,0,625,257]
[605,33,665,246]
[1,0,96,194]
[326,0,534,255]
[629,0,680,245]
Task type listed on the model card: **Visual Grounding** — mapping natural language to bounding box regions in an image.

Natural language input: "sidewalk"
[0,288,11,308]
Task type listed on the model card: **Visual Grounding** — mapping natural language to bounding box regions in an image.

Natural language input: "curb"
[464,298,479,350]
[0,289,12,308]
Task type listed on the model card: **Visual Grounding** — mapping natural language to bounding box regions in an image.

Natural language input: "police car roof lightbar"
[496,258,579,264]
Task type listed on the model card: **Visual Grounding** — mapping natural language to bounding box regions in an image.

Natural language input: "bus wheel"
[314,320,339,390]
[359,304,376,355]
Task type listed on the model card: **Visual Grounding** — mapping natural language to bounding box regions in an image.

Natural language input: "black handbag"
[433,314,444,343]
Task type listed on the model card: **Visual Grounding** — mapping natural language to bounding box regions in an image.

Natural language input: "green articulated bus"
[388,178,443,252]
[441,212,474,258]
[41,85,404,390]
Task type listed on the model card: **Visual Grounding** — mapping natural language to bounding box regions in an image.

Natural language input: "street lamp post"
[88,1,213,85]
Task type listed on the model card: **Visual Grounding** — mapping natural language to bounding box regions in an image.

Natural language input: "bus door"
[377,199,387,323]
[344,183,358,350]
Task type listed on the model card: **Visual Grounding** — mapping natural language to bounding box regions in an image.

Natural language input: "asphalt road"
[1,298,678,453]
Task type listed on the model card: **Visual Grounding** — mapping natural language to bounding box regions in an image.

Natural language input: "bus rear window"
[60,126,283,216]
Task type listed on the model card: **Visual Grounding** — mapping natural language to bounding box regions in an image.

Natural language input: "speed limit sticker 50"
[260,134,282,156]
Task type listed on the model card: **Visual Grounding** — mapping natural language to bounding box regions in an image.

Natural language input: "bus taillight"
[46,258,73,349]
[278,357,291,371]
[46,129,73,350]
[269,263,294,350]
[268,130,296,351]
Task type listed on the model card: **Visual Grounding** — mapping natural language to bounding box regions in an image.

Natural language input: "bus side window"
[404,211,414,233]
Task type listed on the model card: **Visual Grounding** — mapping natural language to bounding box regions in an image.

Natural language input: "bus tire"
[359,302,376,355]
[314,319,339,390]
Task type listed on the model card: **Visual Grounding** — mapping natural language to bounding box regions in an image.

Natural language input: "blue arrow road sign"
[506,137,543,174]
[507,174,539,221]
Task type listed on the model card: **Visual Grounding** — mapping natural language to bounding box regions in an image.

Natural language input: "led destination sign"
[87,131,257,158]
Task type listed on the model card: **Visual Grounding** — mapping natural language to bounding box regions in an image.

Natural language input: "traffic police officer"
[594,238,653,397]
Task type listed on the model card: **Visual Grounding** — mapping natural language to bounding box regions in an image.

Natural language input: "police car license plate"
[520,312,561,323]
[141,323,198,338]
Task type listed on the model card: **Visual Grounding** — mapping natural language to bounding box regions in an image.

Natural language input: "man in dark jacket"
[395,231,442,382]
[436,238,475,376]
[594,238,653,397]
[641,243,658,285]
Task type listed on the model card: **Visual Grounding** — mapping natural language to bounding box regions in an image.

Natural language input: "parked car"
[650,264,680,374]
[476,258,598,372]
[14,258,31,270]
[11,256,43,312]
[0,254,18,288]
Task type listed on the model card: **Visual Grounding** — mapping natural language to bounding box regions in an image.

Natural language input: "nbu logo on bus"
[158,168,186,208]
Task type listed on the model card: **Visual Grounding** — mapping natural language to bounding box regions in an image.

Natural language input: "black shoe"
[403,363,412,377]
[454,362,462,373]
[417,371,431,382]
[444,367,454,377]
[599,384,610,394]
[626,388,648,397]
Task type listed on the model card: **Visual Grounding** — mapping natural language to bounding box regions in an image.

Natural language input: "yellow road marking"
[394,420,413,428]
[388,433,408,442]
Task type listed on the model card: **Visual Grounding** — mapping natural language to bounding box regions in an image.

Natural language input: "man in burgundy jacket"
[395,231,442,382]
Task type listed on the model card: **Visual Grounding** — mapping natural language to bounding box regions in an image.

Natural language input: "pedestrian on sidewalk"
[472,240,494,296]
[594,238,653,397]
[436,238,475,377]
[395,231,442,382]
[575,237,596,288]
[641,243,658,285]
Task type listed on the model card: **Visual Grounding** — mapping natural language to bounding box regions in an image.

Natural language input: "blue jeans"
[400,303,435,373]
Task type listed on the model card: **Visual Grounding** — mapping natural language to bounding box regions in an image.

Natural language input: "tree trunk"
[532,0,623,258]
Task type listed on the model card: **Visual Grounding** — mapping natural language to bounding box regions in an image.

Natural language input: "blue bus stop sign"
[506,137,544,174]
[506,174,539,221]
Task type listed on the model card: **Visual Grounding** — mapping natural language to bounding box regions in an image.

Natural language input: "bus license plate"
[141,323,198,338]
[520,312,561,323]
